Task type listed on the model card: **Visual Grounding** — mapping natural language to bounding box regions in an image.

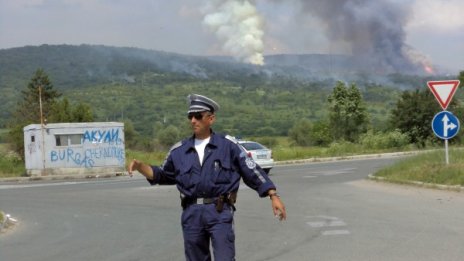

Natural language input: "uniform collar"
[185,130,218,152]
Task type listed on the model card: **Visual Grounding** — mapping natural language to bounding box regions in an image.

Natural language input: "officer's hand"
[271,197,286,221]
[127,159,141,177]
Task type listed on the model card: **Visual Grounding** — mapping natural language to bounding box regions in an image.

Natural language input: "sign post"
[427,80,461,164]
[431,111,460,164]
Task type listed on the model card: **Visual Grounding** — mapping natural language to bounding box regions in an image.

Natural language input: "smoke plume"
[202,0,265,65]
[277,0,427,74]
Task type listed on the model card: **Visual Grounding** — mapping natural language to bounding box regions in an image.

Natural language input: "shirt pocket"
[176,165,199,190]
[213,158,233,184]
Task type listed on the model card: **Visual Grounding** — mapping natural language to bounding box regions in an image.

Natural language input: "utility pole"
[39,85,46,175]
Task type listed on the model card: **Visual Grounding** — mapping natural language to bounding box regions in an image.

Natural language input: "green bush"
[288,119,312,146]
[360,130,410,150]
[0,129,7,143]
[309,120,332,146]
[157,125,181,148]
[0,149,26,177]
[326,141,360,156]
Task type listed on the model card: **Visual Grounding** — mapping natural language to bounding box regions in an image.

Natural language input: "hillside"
[0,44,445,137]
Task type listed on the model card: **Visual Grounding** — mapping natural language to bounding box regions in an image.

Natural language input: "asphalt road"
[1,156,464,261]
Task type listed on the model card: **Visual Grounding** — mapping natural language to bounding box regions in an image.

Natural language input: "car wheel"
[263,168,271,174]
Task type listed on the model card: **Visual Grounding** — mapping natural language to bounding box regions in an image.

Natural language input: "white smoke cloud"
[202,0,265,65]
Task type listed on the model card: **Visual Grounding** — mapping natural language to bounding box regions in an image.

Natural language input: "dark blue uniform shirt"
[148,132,276,198]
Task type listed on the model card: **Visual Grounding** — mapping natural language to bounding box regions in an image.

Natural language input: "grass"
[0,144,26,178]
[125,149,166,166]
[272,140,417,161]
[374,148,464,186]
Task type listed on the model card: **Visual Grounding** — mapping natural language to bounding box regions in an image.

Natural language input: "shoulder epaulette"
[225,134,238,144]
[168,141,183,152]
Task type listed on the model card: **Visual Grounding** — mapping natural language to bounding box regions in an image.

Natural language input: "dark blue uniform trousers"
[182,203,235,261]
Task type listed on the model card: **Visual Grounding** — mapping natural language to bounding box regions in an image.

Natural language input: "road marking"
[321,230,351,236]
[311,168,357,176]
[306,215,350,236]
[306,220,346,227]
[302,168,357,178]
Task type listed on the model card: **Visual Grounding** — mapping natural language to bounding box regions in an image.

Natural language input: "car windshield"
[240,142,265,150]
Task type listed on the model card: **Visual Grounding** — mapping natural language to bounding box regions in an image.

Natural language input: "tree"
[13,68,61,124]
[389,89,440,147]
[49,98,94,123]
[8,69,61,158]
[71,102,94,122]
[327,81,369,142]
[124,119,138,149]
[157,125,181,148]
[8,69,95,159]
[309,120,332,146]
[49,98,72,123]
[288,119,312,146]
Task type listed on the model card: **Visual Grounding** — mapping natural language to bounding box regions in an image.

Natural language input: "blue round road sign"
[432,111,460,140]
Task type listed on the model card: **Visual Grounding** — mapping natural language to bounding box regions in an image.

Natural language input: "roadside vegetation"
[374,148,464,186]
[0,137,420,178]
[0,144,25,178]
[1,65,464,190]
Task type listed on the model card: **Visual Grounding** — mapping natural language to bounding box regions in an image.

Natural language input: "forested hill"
[0,44,442,137]
[0,44,434,90]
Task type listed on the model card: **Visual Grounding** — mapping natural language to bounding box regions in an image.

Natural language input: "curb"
[367,174,464,192]
[0,172,125,183]
[275,150,421,166]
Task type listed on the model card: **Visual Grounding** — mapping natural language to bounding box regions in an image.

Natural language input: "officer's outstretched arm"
[127,159,155,180]
[268,190,286,221]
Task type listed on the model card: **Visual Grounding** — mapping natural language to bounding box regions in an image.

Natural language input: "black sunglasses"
[187,112,206,120]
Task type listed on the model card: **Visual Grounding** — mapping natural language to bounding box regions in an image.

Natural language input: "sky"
[0,0,463,74]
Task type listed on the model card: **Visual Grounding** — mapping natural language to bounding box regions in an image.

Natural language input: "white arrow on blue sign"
[432,111,460,140]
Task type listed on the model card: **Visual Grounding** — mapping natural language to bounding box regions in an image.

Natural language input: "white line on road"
[321,230,351,236]
[306,215,350,236]
[306,220,346,228]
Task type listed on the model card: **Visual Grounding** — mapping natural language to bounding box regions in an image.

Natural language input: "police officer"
[128,94,286,261]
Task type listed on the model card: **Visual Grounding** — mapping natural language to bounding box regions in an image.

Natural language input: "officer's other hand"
[127,159,141,177]
[271,197,286,221]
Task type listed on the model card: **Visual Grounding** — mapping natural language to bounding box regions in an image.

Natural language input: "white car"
[237,140,274,174]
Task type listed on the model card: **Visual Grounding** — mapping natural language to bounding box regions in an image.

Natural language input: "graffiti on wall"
[50,128,124,168]
[83,128,121,144]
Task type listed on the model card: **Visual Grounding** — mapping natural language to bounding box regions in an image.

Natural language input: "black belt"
[181,196,217,209]
[181,192,237,212]
[188,197,217,205]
